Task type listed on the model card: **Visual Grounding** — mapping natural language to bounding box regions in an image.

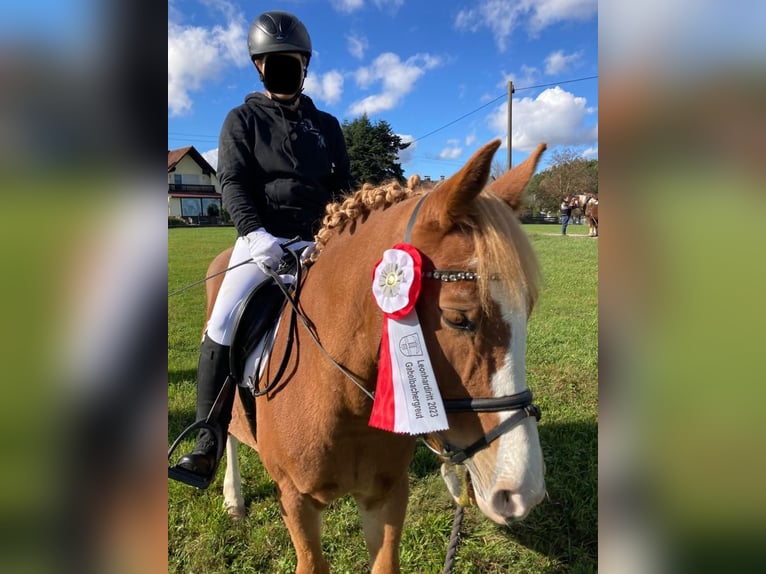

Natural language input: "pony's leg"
[222,435,245,519]
[279,483,330,574]
[355,475,409,574]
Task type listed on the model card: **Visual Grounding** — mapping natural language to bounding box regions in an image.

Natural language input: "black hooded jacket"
[217,92,352,240]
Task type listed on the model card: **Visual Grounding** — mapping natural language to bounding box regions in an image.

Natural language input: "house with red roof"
[168,146,224,225]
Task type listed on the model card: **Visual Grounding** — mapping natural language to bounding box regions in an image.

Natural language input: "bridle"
[259,192,542,466]
[418,270,541,465]
[404,193,542,465]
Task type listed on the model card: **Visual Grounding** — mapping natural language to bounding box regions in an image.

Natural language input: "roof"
[167,145,216,175]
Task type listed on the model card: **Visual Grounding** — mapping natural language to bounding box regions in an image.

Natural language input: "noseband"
[406,194,542,465]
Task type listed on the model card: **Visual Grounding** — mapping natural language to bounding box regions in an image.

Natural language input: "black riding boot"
[175,335,234,488]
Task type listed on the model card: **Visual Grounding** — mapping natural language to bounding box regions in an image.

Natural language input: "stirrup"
[168,375,233,488]
[168,419,225,489]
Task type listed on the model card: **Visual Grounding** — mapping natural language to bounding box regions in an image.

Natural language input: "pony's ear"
[487,142,547,212]
[432,139,502,228]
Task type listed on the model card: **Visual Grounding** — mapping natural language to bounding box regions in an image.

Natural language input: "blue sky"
[169,0,598,178]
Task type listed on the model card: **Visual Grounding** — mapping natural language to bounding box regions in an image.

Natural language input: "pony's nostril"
[492,489,515,516]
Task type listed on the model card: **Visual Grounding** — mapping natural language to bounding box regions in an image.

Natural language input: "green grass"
[168,223,597,573]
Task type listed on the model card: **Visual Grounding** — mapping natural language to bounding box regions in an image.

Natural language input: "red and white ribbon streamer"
[369,244,449,434]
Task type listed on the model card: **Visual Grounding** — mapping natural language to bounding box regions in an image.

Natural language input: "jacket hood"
[244,91,317,111]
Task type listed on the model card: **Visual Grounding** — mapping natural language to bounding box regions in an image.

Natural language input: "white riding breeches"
[205,235,314,346]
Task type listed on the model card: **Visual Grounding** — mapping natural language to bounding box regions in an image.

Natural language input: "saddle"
[228,248,304,429]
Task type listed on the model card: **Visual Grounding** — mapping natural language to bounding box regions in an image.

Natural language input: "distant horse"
[571,193,598,237]
[206,140,547,574]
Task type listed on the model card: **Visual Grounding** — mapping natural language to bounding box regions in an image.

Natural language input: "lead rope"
[443,504,464,574]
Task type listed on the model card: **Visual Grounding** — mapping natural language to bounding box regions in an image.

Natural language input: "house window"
[202,198,221,219]
[181,198,202,217]
[174,174,182,185]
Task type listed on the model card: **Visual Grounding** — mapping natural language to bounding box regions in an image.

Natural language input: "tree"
[534,148,597,213]
[342,114,405,185]
[522,170,547,216]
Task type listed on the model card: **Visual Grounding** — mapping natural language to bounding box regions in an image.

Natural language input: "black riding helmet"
[248,11,312,64]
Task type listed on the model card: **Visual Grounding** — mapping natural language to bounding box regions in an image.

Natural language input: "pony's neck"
[305,197,418,389]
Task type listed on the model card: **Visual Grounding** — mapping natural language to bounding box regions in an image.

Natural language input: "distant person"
[560,195,573,235]
[172,10,353,488]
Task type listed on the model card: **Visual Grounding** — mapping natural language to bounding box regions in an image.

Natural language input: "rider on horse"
[172,11,352,488]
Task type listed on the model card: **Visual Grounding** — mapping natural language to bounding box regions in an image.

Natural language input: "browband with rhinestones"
[423,270,479,282]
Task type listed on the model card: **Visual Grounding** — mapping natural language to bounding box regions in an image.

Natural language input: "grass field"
[168,223,597,573]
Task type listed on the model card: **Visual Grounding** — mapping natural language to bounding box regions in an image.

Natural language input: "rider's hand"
[245,228,282,269]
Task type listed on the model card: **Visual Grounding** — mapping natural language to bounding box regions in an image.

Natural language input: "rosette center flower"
[379,263,404,297]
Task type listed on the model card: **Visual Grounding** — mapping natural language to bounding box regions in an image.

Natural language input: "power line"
[409,75,597,144]
[514,75,598,92]
[409,93,506,144]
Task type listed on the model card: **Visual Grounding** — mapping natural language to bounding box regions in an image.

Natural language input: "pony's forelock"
[473,191,540,314]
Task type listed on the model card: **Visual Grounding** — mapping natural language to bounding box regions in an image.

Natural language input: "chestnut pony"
[207,140,546,574]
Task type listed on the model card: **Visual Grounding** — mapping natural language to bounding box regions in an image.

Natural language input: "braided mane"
[309,175,428,263]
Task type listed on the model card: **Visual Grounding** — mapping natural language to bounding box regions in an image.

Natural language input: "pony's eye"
[441,309,476,332]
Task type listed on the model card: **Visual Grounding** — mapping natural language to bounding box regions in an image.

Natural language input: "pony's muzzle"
[479,480,547,524]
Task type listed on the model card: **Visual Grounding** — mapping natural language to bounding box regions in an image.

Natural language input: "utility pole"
[507,80,515,171]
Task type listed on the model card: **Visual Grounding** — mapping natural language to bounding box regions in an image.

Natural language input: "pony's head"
[407,140,547,523]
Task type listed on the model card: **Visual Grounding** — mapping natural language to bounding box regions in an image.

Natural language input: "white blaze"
[467,289,545,522]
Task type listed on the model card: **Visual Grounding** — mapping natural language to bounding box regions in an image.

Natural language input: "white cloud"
[332,0,364,13]
[333,0,404,13]
[303,70,345,105]
[581,145,598,159]
[455,0,523,52]
[354,66,374,89]
[544,49,584,75]
[530,0,598,33]
[168,4,248,117]
[374,0,405,13]
[349,52,442,116]
[465,133,477,146]
[455,0,596,50]
[396,134,416,164]
[439,139,463,160]
[347,34,369,60]
[202,148,219,171]
[497,65,540,91]
[486,86,596,152]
